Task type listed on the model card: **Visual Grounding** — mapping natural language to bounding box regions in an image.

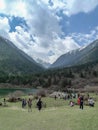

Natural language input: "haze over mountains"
[0,36,43,74]
[36,58,51,68]
[51,40,98,68]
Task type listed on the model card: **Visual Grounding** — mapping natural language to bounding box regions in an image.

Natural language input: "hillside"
[0,56,98,89]
[51,40,98,68]
[0,36,43,75]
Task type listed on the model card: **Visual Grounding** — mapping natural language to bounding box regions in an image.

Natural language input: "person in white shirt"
[88,98,95,107]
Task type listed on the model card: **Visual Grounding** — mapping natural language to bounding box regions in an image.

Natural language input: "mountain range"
[51,40,98,68]
[0,34,98,74]
[0,36,43,75]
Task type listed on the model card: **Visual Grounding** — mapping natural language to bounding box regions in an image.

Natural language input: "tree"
[47,77,52,87]
[93,70,98,77]
[80,72,85,78]
[61,79,68,88]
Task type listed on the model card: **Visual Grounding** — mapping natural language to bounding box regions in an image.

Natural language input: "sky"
[0,0,98,64]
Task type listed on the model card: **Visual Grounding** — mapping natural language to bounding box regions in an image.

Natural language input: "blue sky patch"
[58,5,98,35]
[9,16,28,32]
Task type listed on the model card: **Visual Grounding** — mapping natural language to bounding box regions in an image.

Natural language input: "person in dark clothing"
[22,99,25,108]
[37,98,43,111]
[4,98,6,106]
[54,95,57,100]
[80,96,84,109]
[22,99,27,108]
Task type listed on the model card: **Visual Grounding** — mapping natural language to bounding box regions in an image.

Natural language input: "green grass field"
[0,95,98,130]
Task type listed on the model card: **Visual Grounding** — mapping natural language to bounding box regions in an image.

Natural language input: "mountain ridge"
[0,36,43,74]
[50,39,98,68]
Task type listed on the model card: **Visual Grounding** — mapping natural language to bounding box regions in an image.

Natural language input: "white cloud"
[9,26,32,50]
[0,0,6,10]
[64,0,98,16]
[48,36,80,63]
[70,26,98,46]
[0,0,27,17]
[0,17,10,38]
[8,25,80,64]
[41,0,98,16]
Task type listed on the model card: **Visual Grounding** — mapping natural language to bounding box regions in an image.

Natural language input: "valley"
[0,36,98,93]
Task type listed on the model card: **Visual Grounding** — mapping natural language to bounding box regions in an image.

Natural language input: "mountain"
[0,36,43,74]
[36,58,51,68]
[51,40,98,68]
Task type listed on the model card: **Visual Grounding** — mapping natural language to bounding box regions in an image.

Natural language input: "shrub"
[36,89,46,97]
[7,91,24,102]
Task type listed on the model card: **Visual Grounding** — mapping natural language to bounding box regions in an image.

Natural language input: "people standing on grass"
[3,98,6,106]
[79,96,84,109]
[37,98,43,111]
[77,97,80,105]
[54,95,57,100]
[22,99,27,108]
[28,98,32,112]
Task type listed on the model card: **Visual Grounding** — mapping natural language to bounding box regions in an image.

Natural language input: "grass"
[0,95,98,130]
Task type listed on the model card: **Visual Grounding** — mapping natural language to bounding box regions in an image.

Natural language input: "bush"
[36,89,46,97]
[7,91,24,102]
[0,102,2,106]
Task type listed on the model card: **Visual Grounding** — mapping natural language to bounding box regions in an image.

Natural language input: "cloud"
[70,26,98,46]
[0,16,10,38]
[32,37,80,64]
[8,25,80,64]
[0,0,5,10]
[6,0,69,63]
[9,26,32,50]
[0,0,27,17]
[44,0,98,16]
[64,0,98,16]
[25,0,62,47]
[48,36,80,63]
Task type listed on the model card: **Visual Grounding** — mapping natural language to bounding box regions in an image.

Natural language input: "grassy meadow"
[0,95,98,130]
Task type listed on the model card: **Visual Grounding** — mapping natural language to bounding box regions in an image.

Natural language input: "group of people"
[3,93,95,113]
[22,98,43,112]
[69,95,84,109]
[69,92,95,110]
[77,95,95,109]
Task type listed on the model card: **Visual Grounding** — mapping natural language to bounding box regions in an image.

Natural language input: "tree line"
[0,60,98,90]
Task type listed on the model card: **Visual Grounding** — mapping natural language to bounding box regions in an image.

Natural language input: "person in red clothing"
[77,97,80,105]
